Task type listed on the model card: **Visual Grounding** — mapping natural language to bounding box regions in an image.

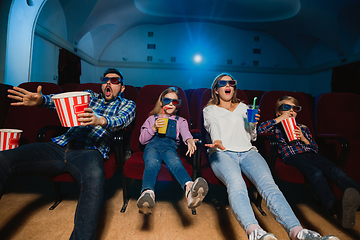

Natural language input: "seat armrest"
[36,125,69,143]
[190,129,202,180]
[113,129,125,168]
[256,132,279,171]
[315,134,350,169]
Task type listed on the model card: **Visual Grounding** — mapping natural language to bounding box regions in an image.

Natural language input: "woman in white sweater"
[203,73,339,240]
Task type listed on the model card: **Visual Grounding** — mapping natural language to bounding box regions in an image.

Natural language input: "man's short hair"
[103,68,124,80]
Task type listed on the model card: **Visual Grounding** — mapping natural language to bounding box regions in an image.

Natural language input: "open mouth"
[225,89,231,94]
[106,86,111,97]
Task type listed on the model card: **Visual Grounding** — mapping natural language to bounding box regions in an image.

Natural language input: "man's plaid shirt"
[42,89,136,159]
[258,119,318,161]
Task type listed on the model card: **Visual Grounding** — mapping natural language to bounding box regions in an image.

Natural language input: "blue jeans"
[209,149,301,234]
[0,142,105,240]
[286,151,360,209]
[141,136,192,193]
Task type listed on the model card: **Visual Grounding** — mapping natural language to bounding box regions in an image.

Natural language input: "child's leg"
[141,146,162,193]
[162,149,208,208]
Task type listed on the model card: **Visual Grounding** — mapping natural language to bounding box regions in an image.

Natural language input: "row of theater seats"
[184,87,360,201]
[1,82,359,214]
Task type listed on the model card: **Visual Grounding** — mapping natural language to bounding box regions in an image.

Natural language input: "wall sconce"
[122,57,128,61]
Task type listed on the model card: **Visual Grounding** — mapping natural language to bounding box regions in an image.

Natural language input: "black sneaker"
[340,188,360,228]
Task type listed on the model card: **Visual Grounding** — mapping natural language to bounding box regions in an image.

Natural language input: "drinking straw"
[252,97,257,109]
[162,106,165,118]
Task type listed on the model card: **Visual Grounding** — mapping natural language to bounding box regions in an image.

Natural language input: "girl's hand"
[152,118,165,131]
[295,126,310,144]
[205,140,225,150]
[78,108,106,127]
[8,85,44,106]
[186,138,198,157]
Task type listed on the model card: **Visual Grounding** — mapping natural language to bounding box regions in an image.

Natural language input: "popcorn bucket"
[0,129,23,151]
[51,92,90,127]
[281,117,300,142]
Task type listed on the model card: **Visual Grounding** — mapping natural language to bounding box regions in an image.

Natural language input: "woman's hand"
[7,85,44,106]
[254,109,261,124]
[275,111,292,123]
[186,138,198,157]
[152,118,165,131]
[205,140,225,150]
[78,108,106,127]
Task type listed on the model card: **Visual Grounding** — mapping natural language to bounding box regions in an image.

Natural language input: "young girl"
[258,95,360,229]
[137,87,208,214]
[203,73,339,240]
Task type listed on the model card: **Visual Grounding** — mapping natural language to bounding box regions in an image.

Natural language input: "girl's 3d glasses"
[162,97,181,106]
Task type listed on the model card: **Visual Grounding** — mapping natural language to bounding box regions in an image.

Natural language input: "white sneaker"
[185,177,209,208]
[137,189,155,215]
[248,228,277,240]
[296,229,340,240]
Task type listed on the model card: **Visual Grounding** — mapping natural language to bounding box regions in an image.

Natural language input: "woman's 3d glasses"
[100,77,123,84]
[279,104,302,112]
[162,97,181,106]
[216,80,237,88]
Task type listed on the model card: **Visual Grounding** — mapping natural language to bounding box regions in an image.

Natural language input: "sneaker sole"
[260,233,278,240]
[341,188,360,228]
[137,192,155,215]
[188,177,209,208]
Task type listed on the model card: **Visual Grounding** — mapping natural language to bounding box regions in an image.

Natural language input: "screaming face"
[101,73,124,102]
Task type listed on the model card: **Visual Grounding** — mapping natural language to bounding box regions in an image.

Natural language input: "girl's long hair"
[149,87,181,116]
[205,73,239,107]
[274,95,299,117]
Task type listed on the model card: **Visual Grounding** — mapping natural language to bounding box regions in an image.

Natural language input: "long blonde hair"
[274,95,299,117]
[149,87,181,116]
[206,73,239,107]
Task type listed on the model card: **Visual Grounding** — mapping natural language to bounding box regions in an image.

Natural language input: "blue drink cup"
[247,107,259,123]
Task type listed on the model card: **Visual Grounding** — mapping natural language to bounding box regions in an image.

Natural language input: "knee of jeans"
[308,169,324,181]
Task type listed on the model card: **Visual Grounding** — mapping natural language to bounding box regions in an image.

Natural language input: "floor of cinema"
[0,170,359,240]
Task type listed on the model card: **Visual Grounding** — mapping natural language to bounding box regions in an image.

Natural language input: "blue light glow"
[193,54,202,63]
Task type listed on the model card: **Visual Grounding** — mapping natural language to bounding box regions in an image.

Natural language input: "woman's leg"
[209,151,259,232]
[240,150,301,234]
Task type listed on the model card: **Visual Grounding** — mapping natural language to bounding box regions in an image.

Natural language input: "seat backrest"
[61,83,80,92]
[130,85,190,153]
[0,83,13,128]
[3,82,63,145]
[123,85,138,102]
[189,88,208,129]
[76,83,102,94]
[243,90,265,105]
[315,92,360,139]
[259,91,314,134]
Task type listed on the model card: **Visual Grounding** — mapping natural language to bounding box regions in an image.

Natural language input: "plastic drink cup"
[51,92,90,127]
[157,118,169,134]
[0,129,23,151]
[247,105,259,123]
[281,117,300,142]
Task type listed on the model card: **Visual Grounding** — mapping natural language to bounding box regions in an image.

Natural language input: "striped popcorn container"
[0,129,23,151]
[281,117,300,142]
[51,92,90,127]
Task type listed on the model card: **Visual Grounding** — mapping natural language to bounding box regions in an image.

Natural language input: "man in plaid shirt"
[1,68,135,240]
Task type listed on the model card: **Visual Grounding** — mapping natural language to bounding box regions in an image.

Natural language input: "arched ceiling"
[38,0,360,71]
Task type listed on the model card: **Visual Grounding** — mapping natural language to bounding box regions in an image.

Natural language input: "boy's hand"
[186,138,198,157]
[294,126,309,144]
